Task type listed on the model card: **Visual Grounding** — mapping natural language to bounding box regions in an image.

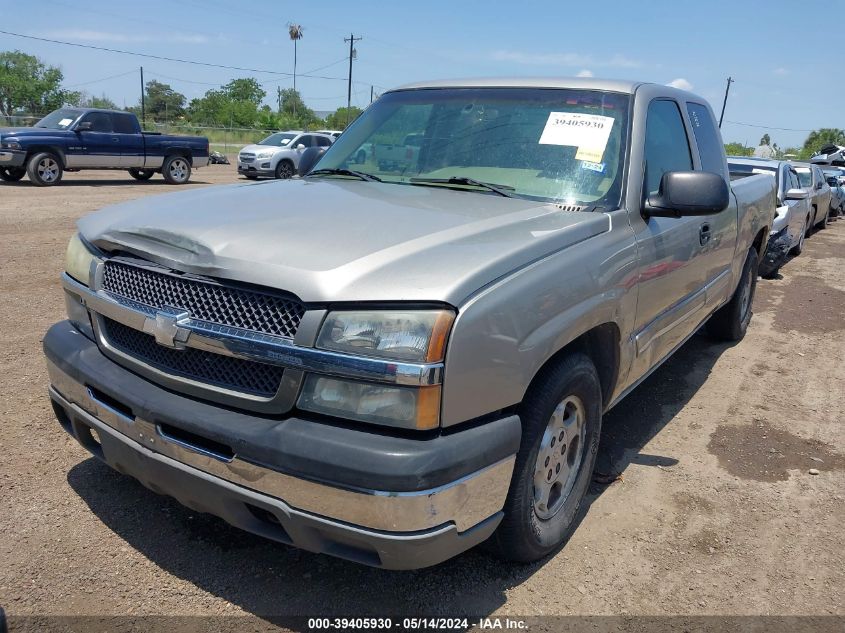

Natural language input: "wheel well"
[164,149,192,165]
[25,146,66,167]
[751,227,767,258]
[530,323,621,409]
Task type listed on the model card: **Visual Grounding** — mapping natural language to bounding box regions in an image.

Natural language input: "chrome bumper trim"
[63,272,443,387]
[47,359,514,532]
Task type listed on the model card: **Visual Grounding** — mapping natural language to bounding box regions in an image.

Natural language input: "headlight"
[297,375,440,430]
[1,140,21,150]
[256,150,275,159]
[65,233,96,286]
[316,310,454,362]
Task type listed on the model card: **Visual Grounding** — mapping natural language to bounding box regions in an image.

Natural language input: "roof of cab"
[389,77,645,94]
[727,156,782,170]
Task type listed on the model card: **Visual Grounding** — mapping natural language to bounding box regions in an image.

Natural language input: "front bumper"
[0,149,26,167]
[237,161,275,177]
[44,321,519,568]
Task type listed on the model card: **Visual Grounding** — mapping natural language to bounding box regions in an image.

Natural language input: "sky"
[1,0,840,148]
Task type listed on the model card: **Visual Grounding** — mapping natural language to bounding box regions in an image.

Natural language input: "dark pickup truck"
[0,108,209,186]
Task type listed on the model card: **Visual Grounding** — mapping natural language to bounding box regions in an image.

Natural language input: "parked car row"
[727,156,839,277]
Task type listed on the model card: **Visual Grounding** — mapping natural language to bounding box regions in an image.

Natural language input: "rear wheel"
[707,247,758,341]
[275,160,294,179]
[128,168,155,181]
[162,155,191,184]
[0,167,25,182]
[489,352,602,563]
[26,152,63,186]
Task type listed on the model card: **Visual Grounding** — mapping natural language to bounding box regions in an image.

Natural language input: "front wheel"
[790,217,807,256]
[162,155,191,184]
[0,167,25,182]
[817,207,830,230]
[26,152,63,186]
[707,246,758,341]
[128,168,155,181]
[275,160,294,179]
[489,352,602,563]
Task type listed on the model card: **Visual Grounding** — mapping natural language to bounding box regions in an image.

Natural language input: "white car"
[314,129,343,140]
[728,157,811,275]
[237,131,333,179]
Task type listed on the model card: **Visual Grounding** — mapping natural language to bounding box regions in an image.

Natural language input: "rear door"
[111,113,145,168]
[73,112,119,168]
[684,101,736,307]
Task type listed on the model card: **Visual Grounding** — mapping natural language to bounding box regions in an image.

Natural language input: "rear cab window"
[686,102,726,178]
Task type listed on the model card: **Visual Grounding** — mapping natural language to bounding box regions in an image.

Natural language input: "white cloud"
[667,78,693,90]
[773,67,789,76]
[491,50,640,68]
[576,69,594,78]
[40,29,208,44]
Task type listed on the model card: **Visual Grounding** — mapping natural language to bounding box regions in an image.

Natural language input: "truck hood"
[78,179,610,305]
[0,127,62,138]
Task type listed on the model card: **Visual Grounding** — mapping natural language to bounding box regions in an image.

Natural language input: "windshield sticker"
[58,118,73,127]
[539,112,614,162]
[580,160,606,174]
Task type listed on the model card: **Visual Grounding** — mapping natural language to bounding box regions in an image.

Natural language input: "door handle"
[699,223,711,246]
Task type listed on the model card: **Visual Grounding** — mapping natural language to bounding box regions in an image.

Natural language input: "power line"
[0,29,347,81]
[64,69,138,87]
[724,120,815,133]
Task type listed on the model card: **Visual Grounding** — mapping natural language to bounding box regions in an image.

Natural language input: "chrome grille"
[102,260,305,339]
[239,153,255,163]
[102,317,284,397]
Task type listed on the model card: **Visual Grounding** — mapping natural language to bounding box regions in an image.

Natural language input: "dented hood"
[78,178,610,305]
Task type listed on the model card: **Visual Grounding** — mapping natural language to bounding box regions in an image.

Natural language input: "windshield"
[795,168,813,188]
[259,133,297,146]
[316,87,631,205]
[34,109,84,130]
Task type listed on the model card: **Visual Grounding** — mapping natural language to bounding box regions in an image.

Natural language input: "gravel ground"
[1,166,843,631]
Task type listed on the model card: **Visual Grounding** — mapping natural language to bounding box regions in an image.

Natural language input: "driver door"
[72,112,120,168]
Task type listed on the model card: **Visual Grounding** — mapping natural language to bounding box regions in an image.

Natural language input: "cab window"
[81,112,113,133]
[686,102,724,175]
[644,100,693,194]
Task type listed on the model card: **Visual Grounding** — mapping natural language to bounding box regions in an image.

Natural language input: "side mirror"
[298,147,326,176]
[785,188,809,201]
[76,121,93,132]
[643,171,729,218]
[295,143,307,151]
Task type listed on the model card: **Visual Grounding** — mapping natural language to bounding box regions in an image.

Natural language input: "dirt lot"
[1,167,843,629]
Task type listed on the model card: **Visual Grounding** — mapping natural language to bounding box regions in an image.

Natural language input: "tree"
[144,80,186,120]
[79,92,119,109]
[187,78,266,128]
[724,142,752,157]
[0,50,80,120]
[222,78,265,106]
[325,106,363,130]
[288,23,304,116]
[759,133,771,146]
[802,128,845,156]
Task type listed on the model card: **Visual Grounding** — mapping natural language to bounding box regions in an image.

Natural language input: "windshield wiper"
[308,168,382,182]
[409,176,515,197]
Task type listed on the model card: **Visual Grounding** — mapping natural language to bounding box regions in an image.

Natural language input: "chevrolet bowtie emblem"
[142,308,191,348]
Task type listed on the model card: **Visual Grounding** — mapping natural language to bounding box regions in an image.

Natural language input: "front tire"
[0,167,25,182]
[489,352,602,563]
[26,152,63,186]
[128,168,155,181]
[275,160,294,179]
[816,206,829,230]
[707,246,758,341]
[162,155,191,184]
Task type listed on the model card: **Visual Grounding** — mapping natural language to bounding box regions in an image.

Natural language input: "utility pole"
[718,76,734,128]
[140,66,145,127]
[344,33,362,126]
[370,85,374,105]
